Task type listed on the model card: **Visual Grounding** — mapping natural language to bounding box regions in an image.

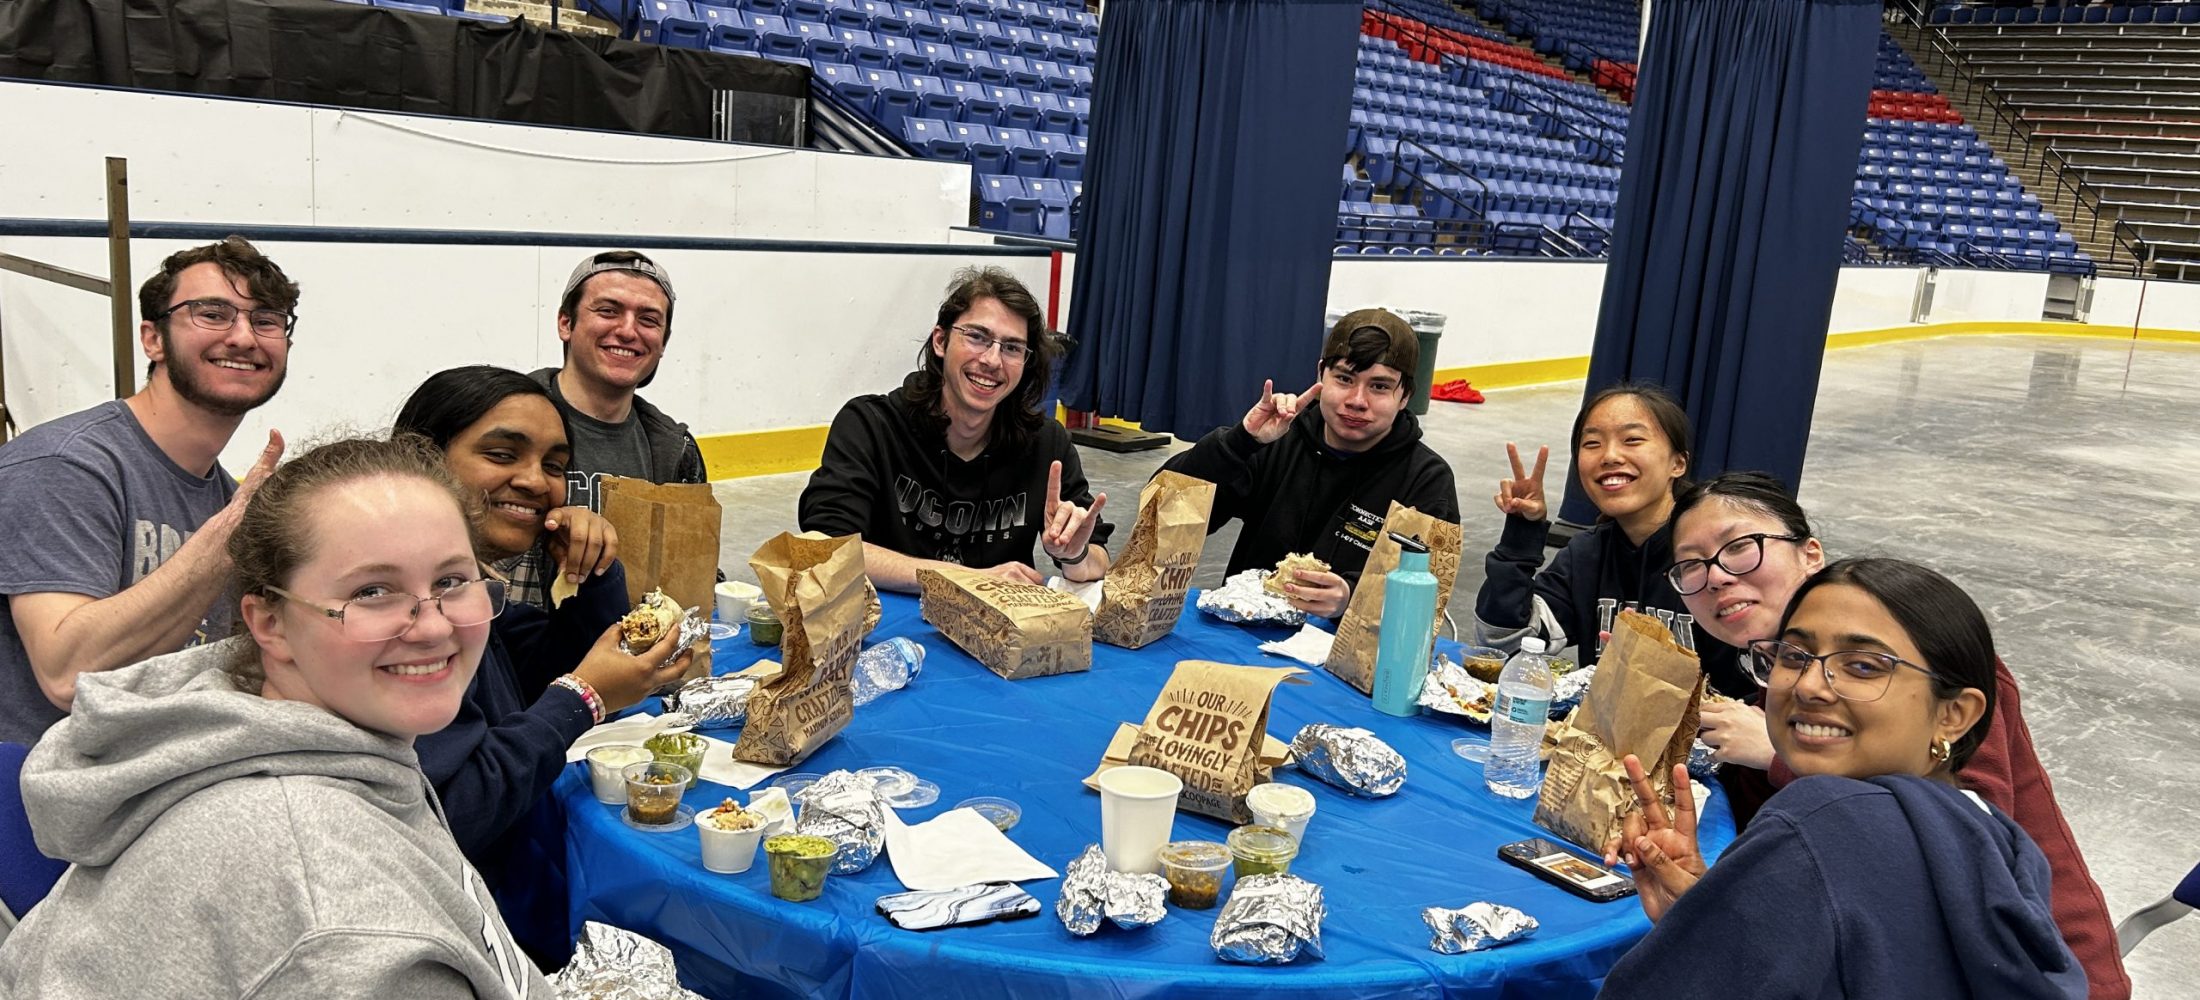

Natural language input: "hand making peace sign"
[1601,753,1707,924]
[1494,441,1551,522]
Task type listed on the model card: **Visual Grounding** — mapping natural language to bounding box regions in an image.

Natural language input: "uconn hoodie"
[0,638,554,999]
[1600,774,2085,999]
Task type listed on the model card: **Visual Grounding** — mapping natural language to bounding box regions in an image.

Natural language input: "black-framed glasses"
[269,579,506,642]
[951,324,1030,364]
[1746,638,1939,703]
[1665,533,1805,595]
[155,298,296,340]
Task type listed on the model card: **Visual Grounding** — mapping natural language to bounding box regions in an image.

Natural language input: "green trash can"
[1399,310,1447,415]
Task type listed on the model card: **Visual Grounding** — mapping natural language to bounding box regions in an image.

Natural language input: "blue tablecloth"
[558,591,1733,1000]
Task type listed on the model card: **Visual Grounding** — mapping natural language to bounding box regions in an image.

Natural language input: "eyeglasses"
[1665,532,1805,595]
[155,298,296,340]
[951,324,1030,364]
[1746,638,1940,703]
[269,579,506,642]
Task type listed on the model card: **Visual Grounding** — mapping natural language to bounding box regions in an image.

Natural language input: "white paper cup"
[585,745,652,805]
[1246,782,1317,844]
[1098,765,1183,875]
[714,580,762,625]
[697,815,768,874]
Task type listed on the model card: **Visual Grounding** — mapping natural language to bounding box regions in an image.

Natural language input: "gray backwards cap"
[561,251,677,313]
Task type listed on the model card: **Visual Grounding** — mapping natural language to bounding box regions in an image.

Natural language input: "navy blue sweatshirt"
[1474,513,1750,697]
[1159,404,1458,590]
[416,561,628,969]
[1600,774,2086,999]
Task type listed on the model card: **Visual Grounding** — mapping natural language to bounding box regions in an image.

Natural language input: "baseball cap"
[1322,307,1419,377]
[561,251,677,313]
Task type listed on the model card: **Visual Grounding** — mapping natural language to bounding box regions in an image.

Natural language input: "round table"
[559,591,1733,1000]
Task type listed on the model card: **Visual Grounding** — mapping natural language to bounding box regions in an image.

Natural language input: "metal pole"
[105,157,134,399]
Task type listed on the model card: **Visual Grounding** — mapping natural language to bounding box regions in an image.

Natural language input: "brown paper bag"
[1531,610,1706,851]
[599,476,722,681]
[1322,502,1464,694]
[1082,661,1309,823]
[918,565,1092,679]
[752,530,884,635]
[1094,471,1216,649]
[733,532,867,765]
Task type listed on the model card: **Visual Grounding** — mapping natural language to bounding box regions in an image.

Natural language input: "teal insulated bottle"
[1370,533,1438,716]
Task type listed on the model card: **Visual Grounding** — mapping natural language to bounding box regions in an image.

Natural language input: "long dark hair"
[1672,472,1814,540]
[898,266,1061,456]
[1780,558,1998,770]
[393,365,569,452]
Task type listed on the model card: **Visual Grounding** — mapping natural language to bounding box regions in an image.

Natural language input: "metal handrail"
[1503,89,1625,165]
[1394,136,1498,222]
[1888,0,2137,260]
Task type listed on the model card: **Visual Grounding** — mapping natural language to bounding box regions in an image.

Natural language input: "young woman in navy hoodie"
[1598,558,2087,999]
[1473,383,1750,696]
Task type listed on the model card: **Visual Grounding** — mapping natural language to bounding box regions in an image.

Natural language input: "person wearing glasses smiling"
[1597,558,2086,999]
[1653,472,2129,998]
[0,437,553,998]
[0,237,294,746]
[801,266,1112,591]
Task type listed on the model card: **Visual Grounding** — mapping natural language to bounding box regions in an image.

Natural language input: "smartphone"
[1497,838,1637,903]
[875,883,1043,931]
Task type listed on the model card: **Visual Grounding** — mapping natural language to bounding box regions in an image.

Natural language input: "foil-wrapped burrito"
[660,674,757,730]
[1687,737,1720,781]
[793,770,885,874]
[1211,873,1326,964]
[1548,662,1597,719]
[1422,901,1539,955]
[1195,569,1307,627]
[1289,723,1406,797]
[1054,844,1168,936]
[550,921,707,1000]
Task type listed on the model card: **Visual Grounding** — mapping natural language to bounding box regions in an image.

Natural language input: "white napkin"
[881,807,1059,891]
[566,713,785,790]
[1046,576,1104,611]
[1259,623,1337,667]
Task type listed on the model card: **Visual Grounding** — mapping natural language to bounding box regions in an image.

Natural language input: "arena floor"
[713,332,2200,993]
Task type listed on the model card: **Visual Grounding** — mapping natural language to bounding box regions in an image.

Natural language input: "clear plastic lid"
[1158,840,1231,871]
[1227,825,1299,862]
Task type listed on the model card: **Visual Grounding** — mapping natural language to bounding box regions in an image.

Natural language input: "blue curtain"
[1559,0,1878,524]
[1059,0,1361,440]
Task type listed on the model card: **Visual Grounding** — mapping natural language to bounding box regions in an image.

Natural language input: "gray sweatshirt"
[0,638,555,999]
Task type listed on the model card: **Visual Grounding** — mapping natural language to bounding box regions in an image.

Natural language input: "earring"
[1928,737,1952,764]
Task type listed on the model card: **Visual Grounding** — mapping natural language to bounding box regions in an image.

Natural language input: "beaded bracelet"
[551,674,604,725]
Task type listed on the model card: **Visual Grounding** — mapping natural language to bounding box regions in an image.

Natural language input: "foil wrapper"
[1687,737,1721,781]
[1419,656,1495,722]
[550,921,706,1000]
[794,770,885,874]
[660,674,757,731]
[1211,873,1326,964]
[1548,662,1597,719]
[1195,569,1307,627]
[620,604,711,658]
[1422,901,1539,955]
[1054,844,1169,936]
[1289,723,1406,797]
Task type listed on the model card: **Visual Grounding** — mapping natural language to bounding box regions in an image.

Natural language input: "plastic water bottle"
[1486,637,1556,798]
[1370,533,1439,717]
[850,638,925,707]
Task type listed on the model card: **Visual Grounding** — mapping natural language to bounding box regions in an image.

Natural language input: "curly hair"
[137,237,300,379]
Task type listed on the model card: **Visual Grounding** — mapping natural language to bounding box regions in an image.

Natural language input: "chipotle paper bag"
[753,530,884,636]
[919,565,1093,679]
[1323,502,1464,694]
[732,533,867,765]
[1532,610,1705,851]
[599,476,722,681]
[1094,471,1216,649]
[1083,661,1308,823]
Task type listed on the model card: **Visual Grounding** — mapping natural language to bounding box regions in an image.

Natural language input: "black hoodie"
[798,386,1112,568]
[1601,774,2086,999]
[1159,404,1458,590]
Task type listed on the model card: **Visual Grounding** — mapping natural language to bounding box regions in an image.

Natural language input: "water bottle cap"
[1389,532,1429,554]
[1520,637,1546,654]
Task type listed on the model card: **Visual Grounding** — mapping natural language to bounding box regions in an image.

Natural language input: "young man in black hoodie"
[1161,308,1459,618]
[799,266,1112,592]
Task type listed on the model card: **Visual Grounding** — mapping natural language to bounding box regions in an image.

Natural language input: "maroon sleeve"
[1967,660,2130,1000]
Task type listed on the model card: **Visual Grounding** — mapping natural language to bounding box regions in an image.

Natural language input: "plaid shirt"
[493,540,552,612]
